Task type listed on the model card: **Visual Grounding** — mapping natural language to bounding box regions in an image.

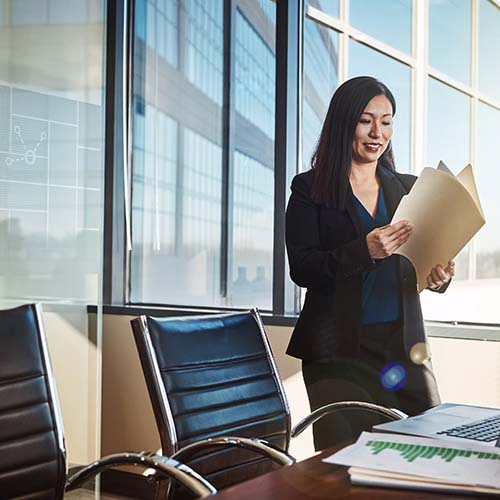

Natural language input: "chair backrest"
[132,309,291,492]
[0,303,66,500]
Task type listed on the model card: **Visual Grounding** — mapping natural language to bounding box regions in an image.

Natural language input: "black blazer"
[285,165,448,361]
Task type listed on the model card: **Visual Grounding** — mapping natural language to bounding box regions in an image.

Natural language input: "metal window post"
[274,0,304,315]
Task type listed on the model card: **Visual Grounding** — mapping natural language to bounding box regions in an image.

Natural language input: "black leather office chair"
[0,303,217,499]
[131,309,406,498]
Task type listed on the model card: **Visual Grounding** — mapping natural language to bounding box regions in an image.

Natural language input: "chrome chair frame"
[291,401,407,438]
[171,436,295,467]
[66,451,217,498]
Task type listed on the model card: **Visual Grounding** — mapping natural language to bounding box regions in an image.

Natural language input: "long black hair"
[311,76,396,208]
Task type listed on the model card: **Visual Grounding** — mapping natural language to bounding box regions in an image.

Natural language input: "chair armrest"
[65,451,217,498]
[291,401,408,438]
[172,436,295,467]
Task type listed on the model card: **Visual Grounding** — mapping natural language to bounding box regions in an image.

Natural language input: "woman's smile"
[363,142,383,152]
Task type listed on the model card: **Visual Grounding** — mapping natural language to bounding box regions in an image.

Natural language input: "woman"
[285,76,454,450]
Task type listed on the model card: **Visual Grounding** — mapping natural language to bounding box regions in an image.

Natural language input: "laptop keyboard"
[436,414,500,442]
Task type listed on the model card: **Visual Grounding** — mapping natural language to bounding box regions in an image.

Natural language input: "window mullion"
[412,0,427,175]
[220,0,236,301]
[469,0,479,281]
[274,0,303,316]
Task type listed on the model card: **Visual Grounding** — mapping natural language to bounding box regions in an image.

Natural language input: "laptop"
[374,403,500,448]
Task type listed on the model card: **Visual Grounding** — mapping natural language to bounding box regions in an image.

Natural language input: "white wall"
[430,336,500,408]
[44,310,100,465]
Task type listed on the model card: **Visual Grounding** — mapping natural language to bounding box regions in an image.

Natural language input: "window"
[232,7,276,309]
[426,78,470,172]
[349,41,411,171]
[426,78,471,282]
[127,0,500,326]
[476,102,500,281]
[302,17,339,171]
[130,0,276,309]
[349,0,412,54]
[479,0,500,101]
[307,0,339,19]
[429,0,471,84]
[420,0,500,324]
[131,0,224,307]
[304,0,500,326]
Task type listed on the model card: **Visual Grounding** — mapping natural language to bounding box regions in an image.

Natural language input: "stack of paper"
[325,432,500,496]
[392,162,485,292]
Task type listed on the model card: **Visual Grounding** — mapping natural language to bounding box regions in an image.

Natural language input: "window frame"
[104,0,302,316]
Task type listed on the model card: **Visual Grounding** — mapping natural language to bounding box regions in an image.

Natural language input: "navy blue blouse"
[353,186,401,325]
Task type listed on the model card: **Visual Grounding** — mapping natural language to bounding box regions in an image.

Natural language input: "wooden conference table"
[210,445,471,499]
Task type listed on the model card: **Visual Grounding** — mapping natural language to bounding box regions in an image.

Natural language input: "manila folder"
[392,164,485,292]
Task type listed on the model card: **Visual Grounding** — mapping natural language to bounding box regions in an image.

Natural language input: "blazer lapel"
[345,184,362,236]
[377,165,407,220]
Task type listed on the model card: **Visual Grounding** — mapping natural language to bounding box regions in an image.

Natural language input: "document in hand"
[325,432,500,496]
[392,162,485,292]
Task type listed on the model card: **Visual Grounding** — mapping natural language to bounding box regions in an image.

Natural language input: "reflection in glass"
[479,0,500,102]
[0,0,105,468]
[303,19,338,170]
[184,1,223,105]
[232,152,274,308]
[131,101,178,268]
[350,0,412,54]
[131,0,224,306]
[131,0,276,309]
[349,41,411,171]
[475,103,500,279]
[231,2,276,308]
[235,8,275,139]
[308,0,339,18]
[429,0,471,84]
[427,77,470,280]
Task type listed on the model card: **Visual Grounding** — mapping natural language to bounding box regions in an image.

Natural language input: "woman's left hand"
[426,261,455,290]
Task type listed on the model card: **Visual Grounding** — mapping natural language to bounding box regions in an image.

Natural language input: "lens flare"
[410,342,430,365]
[380,362,407,392]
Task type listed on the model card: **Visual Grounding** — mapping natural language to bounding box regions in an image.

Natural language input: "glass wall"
[426,78,470,281]
[308,0,339,18]
[130,0,276,309]
[475,102,500,280]
[479,0,500,101]
[302,17,338,171]
[131,0,224,307]
[421,0,500,322]
[128,0,500,325]
[232,5,275,308]
[305,0,500,325]
[349,0,412,54]
[429,0,471,83]
[0,0,105,468]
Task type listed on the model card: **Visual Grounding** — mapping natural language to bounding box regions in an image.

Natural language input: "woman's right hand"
[366,220,414,260]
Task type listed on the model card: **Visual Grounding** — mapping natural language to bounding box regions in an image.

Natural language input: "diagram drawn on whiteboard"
[6,125,47,166]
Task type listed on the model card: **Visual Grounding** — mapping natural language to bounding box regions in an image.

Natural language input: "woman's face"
[352,94,393,166]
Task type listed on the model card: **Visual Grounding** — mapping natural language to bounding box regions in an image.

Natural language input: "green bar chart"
[367,440,500,463]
